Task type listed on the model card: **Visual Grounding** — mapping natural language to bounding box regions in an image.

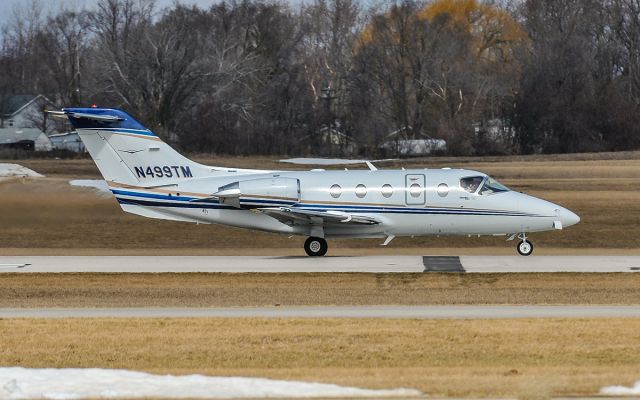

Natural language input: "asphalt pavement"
[0,255,639,273]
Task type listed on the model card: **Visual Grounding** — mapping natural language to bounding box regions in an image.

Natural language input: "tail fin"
[62,108,209,186]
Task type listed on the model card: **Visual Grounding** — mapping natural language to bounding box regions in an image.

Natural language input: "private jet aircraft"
[52,107,580,256]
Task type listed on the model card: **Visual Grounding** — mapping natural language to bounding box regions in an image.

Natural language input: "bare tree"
[88,0,207,140]
[353,0,525,155]
[36,10,92,105]
[0,0,48,101]
[0,0,638,155]
[510,0,640,153]
[297,0,361,155]
[608,0,640,105]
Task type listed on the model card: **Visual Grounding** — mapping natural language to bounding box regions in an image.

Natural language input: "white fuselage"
[111,168,579,239]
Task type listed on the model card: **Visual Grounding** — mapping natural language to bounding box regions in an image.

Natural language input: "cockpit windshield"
[460,176,484,193]
[478,176,509,195]
[460,176,509,195]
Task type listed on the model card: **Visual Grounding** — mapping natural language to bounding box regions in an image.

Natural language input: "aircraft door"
[405,174,426,205]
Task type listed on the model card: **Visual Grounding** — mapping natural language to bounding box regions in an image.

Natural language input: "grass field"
[1,318,639,398]
[1,273,640,307]
[2,152,640,253]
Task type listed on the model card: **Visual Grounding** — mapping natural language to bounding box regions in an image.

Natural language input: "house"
[49,132,86,152]
[305,126,356,155]
[383,126,447,156]
[0,94,57,132]
[473,118,515,141]
[382,138,447,156]
[0,127,53,151]
[317,126,354,147]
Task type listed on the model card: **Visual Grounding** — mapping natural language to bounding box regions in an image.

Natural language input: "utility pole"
[321,84,336,155]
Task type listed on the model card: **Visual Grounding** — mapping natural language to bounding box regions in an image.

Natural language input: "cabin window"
[478,176,509,196]
[437,183,449,197]
[460,176,484,193]
[409,183,422,198]
[355,184,367,198]
[330,184,342,198]
[381,184,393,198]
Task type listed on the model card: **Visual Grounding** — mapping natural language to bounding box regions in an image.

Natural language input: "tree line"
[1,0,639,156]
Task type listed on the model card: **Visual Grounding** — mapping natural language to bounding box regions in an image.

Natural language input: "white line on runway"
[0,256,639,273]
[0,263,30,269]
[1,306,639,318]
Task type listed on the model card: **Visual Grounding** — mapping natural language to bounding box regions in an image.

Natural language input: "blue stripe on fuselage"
[113,190,297,209]
[295,203,531,216]
[112,189,534,215]
[112,189,196,202]
[111,188,548,217]
[117,197,234,209]
[115,194,545,217]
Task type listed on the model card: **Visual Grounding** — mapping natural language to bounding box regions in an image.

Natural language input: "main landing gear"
[304,237,328,257]
[516,233,534,256]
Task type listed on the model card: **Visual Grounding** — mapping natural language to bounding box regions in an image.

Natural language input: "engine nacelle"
[213,177,300,208]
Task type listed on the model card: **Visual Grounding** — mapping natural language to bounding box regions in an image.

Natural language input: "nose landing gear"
[516,233,534,256]
[304,237,328,257]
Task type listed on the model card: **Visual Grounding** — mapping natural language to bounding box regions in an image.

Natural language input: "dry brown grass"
[1,273,639,307]
[15,151,640,177]
[1,318,639,398]
[2,154,640,252]
[11,158,101,178]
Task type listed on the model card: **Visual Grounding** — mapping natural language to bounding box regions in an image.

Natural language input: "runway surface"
[1,305,639,318]
[1,255,640,272]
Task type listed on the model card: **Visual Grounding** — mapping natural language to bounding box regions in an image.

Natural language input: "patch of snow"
[601,380,640,395]
[0,367,421,399]
[0,163,43,179]
[69,180,112,196]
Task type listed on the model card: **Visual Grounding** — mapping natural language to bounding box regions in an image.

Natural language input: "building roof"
[0,94,53,117]
[0,127,48,144]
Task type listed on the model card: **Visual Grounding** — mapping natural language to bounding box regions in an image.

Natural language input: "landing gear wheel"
[304,237,328,257]
[517,240,534,256]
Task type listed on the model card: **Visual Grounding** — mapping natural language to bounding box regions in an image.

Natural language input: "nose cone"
[557,207,580,227]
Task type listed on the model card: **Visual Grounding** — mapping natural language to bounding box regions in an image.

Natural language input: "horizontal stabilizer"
[67,112,124,122]
[46,109,124,122]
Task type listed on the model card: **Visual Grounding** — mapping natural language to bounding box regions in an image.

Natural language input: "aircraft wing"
[257,207,380,226]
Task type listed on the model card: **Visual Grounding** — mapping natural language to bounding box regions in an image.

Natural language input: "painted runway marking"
[422,256,465,272]
[0,263,30,269]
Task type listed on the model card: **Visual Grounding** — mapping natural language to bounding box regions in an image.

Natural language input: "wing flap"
[258,207,380,226]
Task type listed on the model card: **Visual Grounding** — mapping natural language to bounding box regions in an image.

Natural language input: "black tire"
[304,237,328,257]
[517,240,534,256]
